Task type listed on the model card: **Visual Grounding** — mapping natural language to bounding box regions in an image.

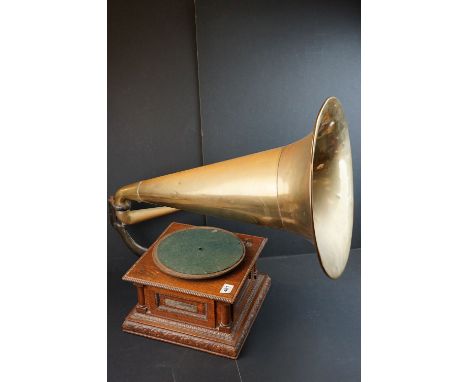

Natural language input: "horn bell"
[309,97,354,279]
[277,96,354,279]
[112,96,353,279]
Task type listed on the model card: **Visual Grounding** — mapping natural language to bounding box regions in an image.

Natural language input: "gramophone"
[109,96,353,358]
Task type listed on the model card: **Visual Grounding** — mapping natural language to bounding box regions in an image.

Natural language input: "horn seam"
[136,181,143,202]
[276,146,285,229]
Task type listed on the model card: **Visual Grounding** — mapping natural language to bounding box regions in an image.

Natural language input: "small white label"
[220,284,234,294]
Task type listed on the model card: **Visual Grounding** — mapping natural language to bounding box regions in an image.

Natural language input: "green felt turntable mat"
[153,227,246,279]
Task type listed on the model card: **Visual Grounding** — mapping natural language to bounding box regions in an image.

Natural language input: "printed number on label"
[220,284,234,294]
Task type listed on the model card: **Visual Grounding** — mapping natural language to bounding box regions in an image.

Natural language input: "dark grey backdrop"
[108,1,360,380]
[108,0,360,265]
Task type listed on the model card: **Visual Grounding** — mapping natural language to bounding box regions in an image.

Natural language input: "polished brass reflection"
[109,97,353,279]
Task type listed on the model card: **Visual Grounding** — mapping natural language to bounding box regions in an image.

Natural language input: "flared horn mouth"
[310,97,354,279]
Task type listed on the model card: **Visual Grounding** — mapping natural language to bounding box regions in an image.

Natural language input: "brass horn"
[109,97,353,279]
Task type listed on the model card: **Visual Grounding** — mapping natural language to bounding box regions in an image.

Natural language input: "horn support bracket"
[108,197,147,255]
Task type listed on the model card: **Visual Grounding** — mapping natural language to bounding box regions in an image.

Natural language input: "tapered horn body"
[112,97,353,279]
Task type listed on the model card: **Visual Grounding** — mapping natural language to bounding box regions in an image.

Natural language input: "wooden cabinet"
[121,222,271,359]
